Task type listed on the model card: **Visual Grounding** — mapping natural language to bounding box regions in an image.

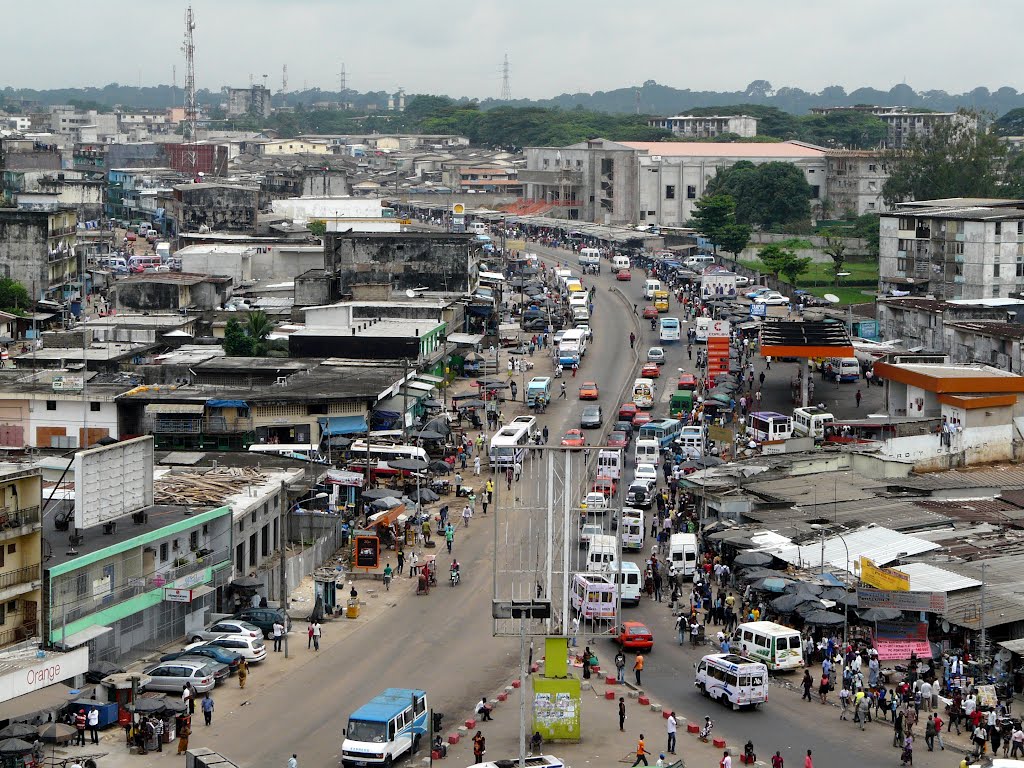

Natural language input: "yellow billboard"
[859,557,910,591]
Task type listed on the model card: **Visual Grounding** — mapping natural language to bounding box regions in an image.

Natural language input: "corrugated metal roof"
[897,562,982,593]
[761,525,940,570]
[914,498,1024,525]
[896,467,1024,491]
[744,498,952,533]
[935,556,1024,630]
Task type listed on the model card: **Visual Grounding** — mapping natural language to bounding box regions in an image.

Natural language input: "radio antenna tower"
[182,5,198,177]
[500,54,511,101]
[281,64,288,94]
[339,64,347,94]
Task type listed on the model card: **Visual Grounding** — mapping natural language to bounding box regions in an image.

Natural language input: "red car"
[607,431,629,449]
[632,411,652,427]
[560,429,586,449]
[591,476,618,498]
[642,305,659,320]
[677,373,697,390]
[616,269,632,281]
[618,402,638,420]
[641,362,661,378]
[614,621,654,652]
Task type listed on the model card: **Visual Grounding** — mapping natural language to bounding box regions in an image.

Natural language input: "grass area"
[738,258,878,305]
[800,285,875,306]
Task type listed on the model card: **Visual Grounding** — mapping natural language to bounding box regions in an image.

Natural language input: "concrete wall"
[28,397,118,448]
[883,424,1013,471]
[114,281,182,311]
[175,186,259,235]
[325,232,476,294]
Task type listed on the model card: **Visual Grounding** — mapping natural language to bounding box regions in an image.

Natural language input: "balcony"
[0,505,41,534]
[0,564,40,591]
[148,417,203,434]
[204,415,254,434]
[518,169,583,186]
[48,226,76,238]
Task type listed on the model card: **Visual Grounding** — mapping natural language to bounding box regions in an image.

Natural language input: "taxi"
[641,362,661,378]
[614,621,654,652]
[607,431,629,449]
[591,475,618,498]
[616,269,632,281]
[677,372,698,390]
[560,429,586,449]
[642,305,659,320]
[631,411,652,427]
[578,381,600,400]
[618,402,638,420]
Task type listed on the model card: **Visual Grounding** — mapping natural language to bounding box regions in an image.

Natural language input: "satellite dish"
[405,289,415,299]
[941,619,950,633]
[824,293,841,304]
[998,648,1012,662]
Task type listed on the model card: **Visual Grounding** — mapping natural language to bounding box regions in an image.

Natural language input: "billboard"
[856,587,947,613]
[73,436,154,529]
[874,620,932,661]
[859,557,910,591]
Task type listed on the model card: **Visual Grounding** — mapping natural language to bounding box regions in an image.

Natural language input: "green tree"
[707,161,812,229]
[716,223,753,258]
[223,318,254,356]
[993,108,1024,136]
[882,112,1002,205]
[245,310,273,356]
[306,220,326,238]
[757,243,810,284]
[797,111,888,149]
[820,228,848,284]
[850,213,880,257]
[688,194,736,251]
[0,278,31,314]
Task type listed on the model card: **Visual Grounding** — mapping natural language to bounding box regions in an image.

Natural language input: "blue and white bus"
[342,688,429,768]
[638,418,682,449]
[659,317,681,343]
[489,422,534,469]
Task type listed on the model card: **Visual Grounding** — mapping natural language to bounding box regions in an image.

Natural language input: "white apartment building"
[878,199,1024,300]
[824,150,889,217]
[647,115,758,139]
[809,106,977,149]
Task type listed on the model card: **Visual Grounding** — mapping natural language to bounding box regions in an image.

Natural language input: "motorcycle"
[698,717,714,743]
[450,567,461,587]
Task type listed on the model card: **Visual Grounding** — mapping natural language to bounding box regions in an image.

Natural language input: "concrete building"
[112,273,233,312]
[647,114,758,139]
[225,85,273,119]
[523,139,826,226]
[441,163,522,195]
[161,182,260,241]
[0,206,78,301]
[824,150,889,217]
[289,315,447,362]
[878,199,1024,299]
[943,321,1024,372]
[0,465,43,649]
[875,296,1022,351]
[241,139,330,156]
[324,231,479,296]
[0,136,61,172]
[808,106,977,149]
[177,242,324,284]
[49,107,117,139]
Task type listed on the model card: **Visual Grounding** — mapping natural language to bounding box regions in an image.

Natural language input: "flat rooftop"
[624,141,825,158]
[295,319,443,338]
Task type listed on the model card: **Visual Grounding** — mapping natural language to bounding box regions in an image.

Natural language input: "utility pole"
[278,480,289,658]
[339,64,347,94]
[979,560,988,663]
[401,358,409,441]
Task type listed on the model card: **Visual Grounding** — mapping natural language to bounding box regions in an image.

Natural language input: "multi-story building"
[647,115,758,139]
[49,107,117,139]
[0,465,43,649]
[225,85,273,119]
[0,204,77,301]
[878,199,1024,299]
[523,139,826,226]
[824,150,889,217]
[808,106,977,149]
[440,163,522,195]
[160,182,260,242]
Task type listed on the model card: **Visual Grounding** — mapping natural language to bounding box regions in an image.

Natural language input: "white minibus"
[695,654,769,710]
[668,532,698,580]
[597,449,622,480]
[570,572,616,621]
[632,378,655,409]
[643,279,662,300]
[746,411,794,443]
[612,255,631,271]
[586,534,618,572]
[734,621,804,671]
[620,509,645,552]
[634,438,659,467]
[792,406,834,440]
[603,561,642,606]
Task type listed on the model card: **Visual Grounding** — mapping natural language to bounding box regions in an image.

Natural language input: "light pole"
[812,523,850,648]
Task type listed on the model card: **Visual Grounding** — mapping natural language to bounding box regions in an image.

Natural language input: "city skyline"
[2,0,1021,99]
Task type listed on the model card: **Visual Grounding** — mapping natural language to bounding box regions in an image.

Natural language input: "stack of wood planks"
[155,467,267,507]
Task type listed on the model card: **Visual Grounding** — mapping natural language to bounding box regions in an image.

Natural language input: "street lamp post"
[812,522,850,648]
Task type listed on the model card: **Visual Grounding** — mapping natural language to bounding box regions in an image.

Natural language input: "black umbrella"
[370,496,402,511]
[459,399,486,408]
[409,488,440,503]
[388,458,429,472]
[795,599,828,617]
[476,380,509,389]
[825,590,858,607]
[361,488,396,500]
[750,576,793,593]
[422,418,450,436]
[857,607,903,622]
[0,724,37,740]
[736,566,782,581]
[415,430,444,441]
[428,460,453,474]
[230,576,262,589]
[422,399,445,408]
[0,739,33,755]
[771,593,818,613]
[786,582,824,596]
[161,697,188,714]
[802,609,846,626]
[36,723,76,742]
[127,698,168,714]
[733,551,774,568]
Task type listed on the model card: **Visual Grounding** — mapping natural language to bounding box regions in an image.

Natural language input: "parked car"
[234,607,290,639]
[753,291,789,306]
[580,405,604,429]
[647,347,666,365]
[614,621,654,652]
[189,619,261,644]
[162,643,242,673]
[142,660,216,693]
[745,287,772,300]
[205,635,268,663]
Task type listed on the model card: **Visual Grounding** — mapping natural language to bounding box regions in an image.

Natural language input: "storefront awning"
[0,684,81,721]
[319,415,368,436]
[404,381,435,392]
[58,624,112,649]
[206,399,248,409]
[415,374,445,384]
[145,403,205,415]
[446,333,484,346]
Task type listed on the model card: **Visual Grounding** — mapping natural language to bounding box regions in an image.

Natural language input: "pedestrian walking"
[722,751,732,768]
[308,621,314,649]
[202,693,214,726]
[176,720,191,755]
[801,670,813,701]
[925,714,937,751]
[462,504,472,527]
[273,620,284,652]
[666,712,677,754]
[288,755,298,768]
[856,389,862,408]
[397,549,405,576]
[312,621,321,651]
[630,332,636,349]
[804,750,812,768]
[383,562,392,590]
[455,472,463,496]
[632,735,649,767]
[633,654,644,685]
[514,460,522,482]
[474,455,481,475]
[615,650,626,683]
[183,683,195,714]
[446,523,455,553]
[473,731,486,765]
[619,697,626,731]
[238,658,248,689]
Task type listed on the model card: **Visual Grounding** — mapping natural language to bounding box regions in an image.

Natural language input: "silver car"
[647,347,666,365]
[188,619,261,643]
[142,660,216,693]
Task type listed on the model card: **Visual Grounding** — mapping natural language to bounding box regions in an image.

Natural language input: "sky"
[3,0,1021,98]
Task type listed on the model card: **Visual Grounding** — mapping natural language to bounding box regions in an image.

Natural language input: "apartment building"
[809,106,977,149]
[647,114,758,139]
[879,199,1024,300]
[0,466,43,649]
[824,150,889,217]
[0,204,78,301]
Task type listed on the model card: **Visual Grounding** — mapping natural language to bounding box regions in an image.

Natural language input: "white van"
[603,560,642,606]
[684,254,716,269]
[597,449,622,480]
[578,248,601,267]
[560,329,588,357]
[468,222,488,235]
[677,425,705,458]
[572,306,590,323]
[634,438,659,467]
[643,279,662,300]
[621,509,644,552]
[570,572,616,620]
[824,357,861,383]
[792,406,834,440]
[695,654,769,710]
[734,621,804,671]
[612,255,631,271]
[668,533,698,580]
[586,534,618,572]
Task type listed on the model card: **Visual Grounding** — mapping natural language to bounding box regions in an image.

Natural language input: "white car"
[189,619,261,643]
[734,275,750,287]
[634,463,658,485]
[575,324,593,340]
[579,523,604,547]
[582,492,608,512]
[647,347,666,365]
[203,635,268,663]
[753,291,789,306]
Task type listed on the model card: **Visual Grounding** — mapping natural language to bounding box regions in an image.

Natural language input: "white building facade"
[648,115,758,139]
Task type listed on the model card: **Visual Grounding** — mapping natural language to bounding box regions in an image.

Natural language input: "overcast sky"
[4,0,1020,97]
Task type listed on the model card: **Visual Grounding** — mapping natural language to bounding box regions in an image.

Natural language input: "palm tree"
[245,310,273,344]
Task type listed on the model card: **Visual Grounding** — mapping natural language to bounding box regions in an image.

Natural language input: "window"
[665,185,675,200]
[159,542,169,562]
[648,211,656,216]
[868,164,877,172]
[238,520,244,533]
[189,531,199,550]
[6,544,13,555]
[994,263,1001,277]
[1016,258,1024,277]
[685,186,696,199]
[897,257,908,272]
[45,401,56,411]
[90,402,101,412]
[868,203,876,210]
[810,185,820,199]
[954,242,964,255]
[993,285,1002,297]
[996,222,1003,236]
[1018,221,1023,236]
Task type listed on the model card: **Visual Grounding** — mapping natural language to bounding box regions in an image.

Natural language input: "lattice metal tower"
[340,64,347,93]
[281,64,288,94]
[500,54,511,101]
[182,5,198,176]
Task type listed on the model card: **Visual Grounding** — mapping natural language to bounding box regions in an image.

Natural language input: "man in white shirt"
[666,712,677,755]
[919,680,932,711]
[722,751,732,768]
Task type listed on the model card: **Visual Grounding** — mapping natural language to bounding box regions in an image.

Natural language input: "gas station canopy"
[759,321,854,359]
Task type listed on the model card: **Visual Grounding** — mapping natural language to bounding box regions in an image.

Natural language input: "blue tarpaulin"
[318,415,368,436]
[206,399,248,409]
